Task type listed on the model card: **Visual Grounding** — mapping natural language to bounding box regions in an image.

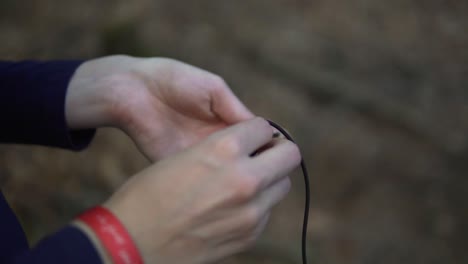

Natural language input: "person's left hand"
[65,55,254,160]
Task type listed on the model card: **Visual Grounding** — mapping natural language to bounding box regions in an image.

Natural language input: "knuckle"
[154,57,175,63]
[241,235,258,249]
[213,135,241,157]
[254,117,273,135]
[229,173,259,203]
[282,177,292,194]
[199,151,223,170]
[275,179,292,203]
[235,212,268,251]
[211,75,228,88]
[285,141,302,163]
[240,207,261,232]
[258,117,270,128]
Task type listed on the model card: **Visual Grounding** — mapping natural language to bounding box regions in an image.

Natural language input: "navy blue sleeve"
[0,191,103,264]
[0,61,95,150]
[11,226,103,264]
[0,61,102,263]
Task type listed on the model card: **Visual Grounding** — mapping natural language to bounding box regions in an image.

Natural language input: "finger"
[210,213,271,262]
[249,129,285,157]
[248,139,301,189]
[210,78,255,123]
[251,177,291,216]
[186,208,269,249]
[195,178,289,247]
[208,117,274,157]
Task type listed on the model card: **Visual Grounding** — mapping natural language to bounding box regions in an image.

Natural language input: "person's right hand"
[102,117,301,264]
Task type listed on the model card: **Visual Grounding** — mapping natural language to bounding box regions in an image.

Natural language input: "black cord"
[267,120,310,264]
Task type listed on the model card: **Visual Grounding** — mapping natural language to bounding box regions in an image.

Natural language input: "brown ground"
[1,1,468,263]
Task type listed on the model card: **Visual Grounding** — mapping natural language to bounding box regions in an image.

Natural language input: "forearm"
[0,60,95,150]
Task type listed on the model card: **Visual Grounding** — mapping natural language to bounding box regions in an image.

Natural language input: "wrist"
[74,206,144,264]
[65,55,141,130]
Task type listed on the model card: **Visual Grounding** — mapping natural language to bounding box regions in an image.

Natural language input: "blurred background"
[1,0,468,263]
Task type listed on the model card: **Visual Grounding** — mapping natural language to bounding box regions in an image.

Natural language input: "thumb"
[211,85,255,124]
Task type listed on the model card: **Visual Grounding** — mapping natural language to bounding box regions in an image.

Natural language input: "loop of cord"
[267,120,310,264]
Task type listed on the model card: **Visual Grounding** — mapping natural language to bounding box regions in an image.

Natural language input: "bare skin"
[66,55,254,160]
[65,56,301,264]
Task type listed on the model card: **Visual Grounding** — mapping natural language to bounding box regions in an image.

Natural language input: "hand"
[102,118,301,264]
[66,55,254,160]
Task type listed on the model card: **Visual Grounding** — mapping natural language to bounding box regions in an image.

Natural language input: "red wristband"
[77,206,143,264]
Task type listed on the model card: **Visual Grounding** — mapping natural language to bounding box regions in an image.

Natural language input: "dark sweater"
[0,61,102,264]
